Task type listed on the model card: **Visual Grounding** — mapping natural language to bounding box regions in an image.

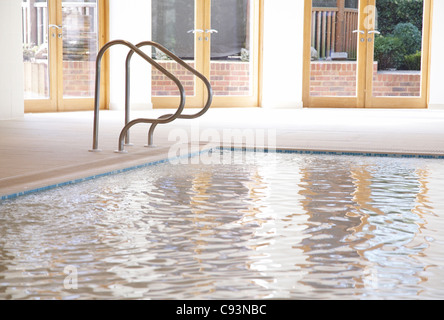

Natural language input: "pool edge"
[0,148,211,202]
[2,145,444,202]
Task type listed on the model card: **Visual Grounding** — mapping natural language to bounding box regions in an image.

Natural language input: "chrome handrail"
[90,40,208,153]
[124,41,213,147]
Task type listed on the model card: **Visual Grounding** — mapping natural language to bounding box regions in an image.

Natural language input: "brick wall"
[152,60,250,96]
[372,71,421,97]
[310,61,421,97]
[210,61,250,96]
[25,59,251,99]
[63,61,95,98]
[25,60,420,101]
[310,62,357,97]
[24,60,96,99]
[152,61,196,96]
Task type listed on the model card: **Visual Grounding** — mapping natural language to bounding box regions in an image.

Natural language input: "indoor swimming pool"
[1,150,444,300]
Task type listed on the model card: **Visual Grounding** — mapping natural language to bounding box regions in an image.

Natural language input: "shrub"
[393,22,422,55]
[374,22,422,71]
[23,44,38,62]
[374,35,406,70]
[404,51,422,70]
[376,0,424,35]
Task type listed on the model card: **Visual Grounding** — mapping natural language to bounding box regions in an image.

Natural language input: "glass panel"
[310,0,359,97]
[151,0,196,97]
[22,0,50,100]
[62,0,99,98]
[372,0,424,97]
[210,0,253,97]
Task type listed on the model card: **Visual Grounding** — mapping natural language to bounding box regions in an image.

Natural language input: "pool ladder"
[90,40,213,153]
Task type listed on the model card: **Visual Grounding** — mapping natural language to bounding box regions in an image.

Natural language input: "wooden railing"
[311,7,359,60]
[22,1,48,46]
[22,0,97,47]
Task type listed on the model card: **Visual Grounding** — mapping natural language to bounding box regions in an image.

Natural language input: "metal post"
[90,40,213,153]
[126,41,213,147]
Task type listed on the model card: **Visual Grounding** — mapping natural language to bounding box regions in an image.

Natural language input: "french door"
[303,0,432,108]
[22,0,106,112]
[151,0,261,109]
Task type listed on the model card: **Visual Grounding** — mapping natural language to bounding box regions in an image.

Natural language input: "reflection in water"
[1,151,444,300]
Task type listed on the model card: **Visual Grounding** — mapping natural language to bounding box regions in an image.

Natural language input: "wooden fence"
[311,7,359,60]
[22,0,98,47]
[22,1,48,46]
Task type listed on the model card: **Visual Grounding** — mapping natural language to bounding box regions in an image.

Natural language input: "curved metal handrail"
[90,40,186,153]
[124,41,213,147]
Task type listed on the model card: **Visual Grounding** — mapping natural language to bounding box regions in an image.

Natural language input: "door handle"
[49,24,63,38]
[353,30,365,34]
[368,30,381,35]
[205,29,219,34]
[187,29,204,34]
[49,24,62,30]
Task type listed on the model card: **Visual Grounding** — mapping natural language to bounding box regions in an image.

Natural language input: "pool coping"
[2,144,444,202]
[219,146,444,159]
[0,144,211,202]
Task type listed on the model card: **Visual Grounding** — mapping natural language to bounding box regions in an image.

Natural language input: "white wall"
[261,0,305,109]
[428,0,444,109]
[108,0,152,110]
[0,0,24,120]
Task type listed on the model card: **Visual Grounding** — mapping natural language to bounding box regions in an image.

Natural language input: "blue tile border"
[0,149,210,202]
[2,146,443,202]
[217,146,444,160]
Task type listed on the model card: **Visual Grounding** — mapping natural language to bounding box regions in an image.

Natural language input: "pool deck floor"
[1,107,444,199]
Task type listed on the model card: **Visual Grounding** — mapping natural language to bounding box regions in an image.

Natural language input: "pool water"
[1,150,444,300]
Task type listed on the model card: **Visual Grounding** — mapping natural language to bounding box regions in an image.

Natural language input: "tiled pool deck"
[1,108,444,200]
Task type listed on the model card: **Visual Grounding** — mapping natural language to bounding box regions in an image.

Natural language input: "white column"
[0,0,24,119]
[261,0,305,109]
[429,0,444,109]
[108,0,152,110]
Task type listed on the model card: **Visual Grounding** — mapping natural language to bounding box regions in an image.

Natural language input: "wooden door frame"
[365,0,433,109]
[302,0,433,109]
[24,0,58,113]
[152,0,263,109]
[24,0,108,113]
[151,0,206,109]
[208,0,262,108]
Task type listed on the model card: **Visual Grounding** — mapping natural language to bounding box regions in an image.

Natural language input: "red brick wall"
[24,61,95,98]
[26,60,420,101]
[25,60,251,99]
[310,61,421,97]
[152,61,250,96]
[372,72,421,97]
[210,62,250,96]
[152,61,196,96]
[310,62,357,97]
[63,61,96,98]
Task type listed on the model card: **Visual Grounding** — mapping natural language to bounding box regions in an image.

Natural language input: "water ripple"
[1,152,444,299]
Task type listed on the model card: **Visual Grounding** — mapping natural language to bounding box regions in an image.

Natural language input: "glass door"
[59,0,101,110]
[23,0,105,112]
[23,0,55,111]
[366,0,431,108]
[151,0,203,108]
[151,0,261,109]
[303,0,431,109]
[207,0,260,107]
[304,0,364,108]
